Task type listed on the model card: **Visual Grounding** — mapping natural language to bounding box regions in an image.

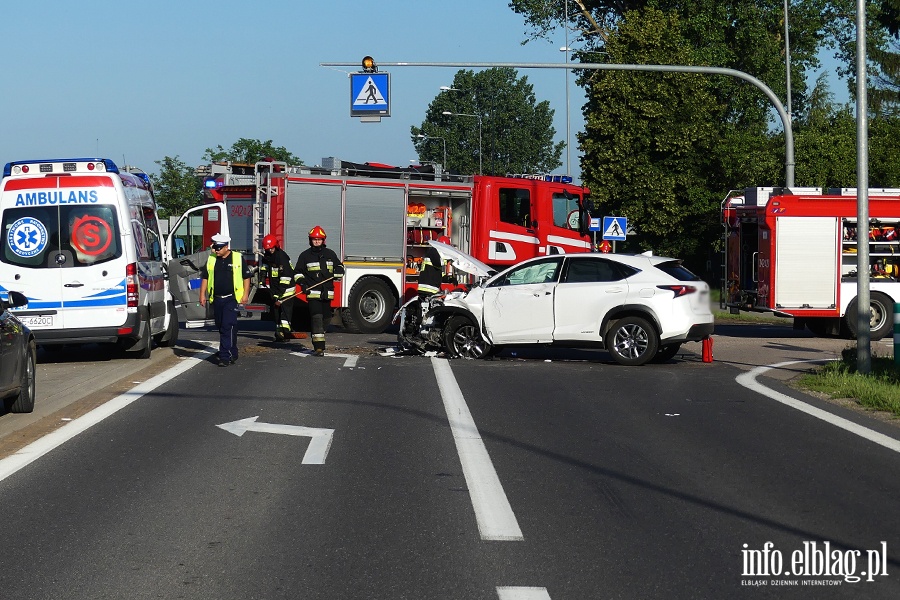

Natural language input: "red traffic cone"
[702,337,714,363]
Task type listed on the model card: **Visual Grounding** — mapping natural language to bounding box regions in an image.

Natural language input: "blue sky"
[0,1,844,185]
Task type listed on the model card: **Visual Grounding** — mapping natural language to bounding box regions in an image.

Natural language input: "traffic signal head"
[361,56,377,73]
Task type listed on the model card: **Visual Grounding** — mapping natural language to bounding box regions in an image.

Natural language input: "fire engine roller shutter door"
[343,185,405,260]
[774,216,838,309]
[284,182,344,262]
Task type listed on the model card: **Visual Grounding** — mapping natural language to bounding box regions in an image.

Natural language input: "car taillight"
[126,262,139,307]
[658,284,697,298]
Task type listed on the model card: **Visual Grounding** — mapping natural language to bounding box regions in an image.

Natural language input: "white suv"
[426,251,714,365]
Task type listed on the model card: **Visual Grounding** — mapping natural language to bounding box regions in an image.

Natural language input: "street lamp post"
[416,134,446,169]
[442,111,482,174]
[560,45,571,175]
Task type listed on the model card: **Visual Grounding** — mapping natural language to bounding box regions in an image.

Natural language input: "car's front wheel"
[9,340,35,413]
[443,315,491,359]
[605,316,659,366]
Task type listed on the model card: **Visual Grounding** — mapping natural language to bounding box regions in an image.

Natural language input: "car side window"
[563,257,630,283]
[490,257,562,287]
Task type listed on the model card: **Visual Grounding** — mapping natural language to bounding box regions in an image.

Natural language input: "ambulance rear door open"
[165,203,228,328]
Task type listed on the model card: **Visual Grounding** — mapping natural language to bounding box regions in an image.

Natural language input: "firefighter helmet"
[437,235,451,245]
[262,234,277,250]
[309,225,327,240]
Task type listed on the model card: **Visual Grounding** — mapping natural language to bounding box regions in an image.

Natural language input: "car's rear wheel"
[9,341,36,413]
[131,316,152,359]
[155,301,179,347]
[605,316,659,366]
[444,315,490,359]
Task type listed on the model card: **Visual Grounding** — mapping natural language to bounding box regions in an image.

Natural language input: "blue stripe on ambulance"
[0,280,127,309]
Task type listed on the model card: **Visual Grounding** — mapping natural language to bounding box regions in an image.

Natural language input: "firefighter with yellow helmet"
[294,226,344,356]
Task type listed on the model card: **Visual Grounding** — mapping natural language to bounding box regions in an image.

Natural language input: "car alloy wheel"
[605,316,659,366]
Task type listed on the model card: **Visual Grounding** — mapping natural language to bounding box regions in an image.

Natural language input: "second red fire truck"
[193,159,594,333]
[722,186,900,339]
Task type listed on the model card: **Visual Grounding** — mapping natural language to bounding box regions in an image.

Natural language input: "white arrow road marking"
[290,351,358,368]
[431,357,523,541]
[217,417,335,464]
[497,587,551,600]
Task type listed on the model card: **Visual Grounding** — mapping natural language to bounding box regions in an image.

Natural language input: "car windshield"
[655,260,701,281]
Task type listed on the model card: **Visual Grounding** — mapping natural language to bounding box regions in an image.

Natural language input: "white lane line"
[431,357,523,541]
[497,587,551,599]
[735,360,900,454]
[0,346,213,483]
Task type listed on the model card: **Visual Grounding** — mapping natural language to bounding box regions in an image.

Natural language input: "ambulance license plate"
[19,315,53,328]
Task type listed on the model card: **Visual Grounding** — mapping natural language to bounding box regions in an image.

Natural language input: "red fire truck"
[722,186,900,339]
[193,159,593,333]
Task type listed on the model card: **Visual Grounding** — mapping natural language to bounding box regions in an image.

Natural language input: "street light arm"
[324,61,794,186]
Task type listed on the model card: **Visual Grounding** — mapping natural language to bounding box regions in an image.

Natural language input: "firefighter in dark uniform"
[260,234,296,342]
[416,235,450,300]
[294,226,344,356]
[407,235,450,331]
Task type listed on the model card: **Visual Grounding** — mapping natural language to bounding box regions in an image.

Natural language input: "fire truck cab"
[722,187,900,339]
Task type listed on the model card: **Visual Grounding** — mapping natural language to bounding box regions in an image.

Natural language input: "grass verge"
[797,348,900,418]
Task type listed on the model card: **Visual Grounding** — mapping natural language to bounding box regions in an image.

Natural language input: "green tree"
[581,8,728,262]
[202,138,301,165]
[871,0,900,116]
[411,68,563,176]
[150,155,201,218]
[793,75,858,188]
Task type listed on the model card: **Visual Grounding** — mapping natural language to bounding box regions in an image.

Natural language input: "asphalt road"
[0,320,897,598]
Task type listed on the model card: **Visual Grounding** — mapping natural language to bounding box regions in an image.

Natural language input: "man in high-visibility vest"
[199,233,251,367]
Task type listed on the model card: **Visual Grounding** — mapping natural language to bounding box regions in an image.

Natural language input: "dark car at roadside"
[0,290,36,413]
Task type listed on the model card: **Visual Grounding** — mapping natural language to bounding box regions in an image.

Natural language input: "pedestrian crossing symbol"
[350,72,390,118]
[602,216,627,241]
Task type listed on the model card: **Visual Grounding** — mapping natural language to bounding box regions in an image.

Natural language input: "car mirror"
[7,291,28,309]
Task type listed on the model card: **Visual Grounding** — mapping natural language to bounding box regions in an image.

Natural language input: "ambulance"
[0,158,179,357]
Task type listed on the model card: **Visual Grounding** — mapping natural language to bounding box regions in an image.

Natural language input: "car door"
[552,256,633,342]
[165,204,227,327]
[0,297,20,397]
[482,257,562,344]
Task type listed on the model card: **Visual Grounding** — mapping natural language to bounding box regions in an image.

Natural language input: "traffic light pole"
[321,60,794,187]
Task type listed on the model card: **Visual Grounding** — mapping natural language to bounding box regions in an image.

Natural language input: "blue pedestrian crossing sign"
[350,72,390,118]
[602,216,627,241]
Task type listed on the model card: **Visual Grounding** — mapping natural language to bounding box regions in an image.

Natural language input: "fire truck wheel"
[443,316,491,359]
[342,277,395,334]
[844,292,893,341]
[604,316,659,366]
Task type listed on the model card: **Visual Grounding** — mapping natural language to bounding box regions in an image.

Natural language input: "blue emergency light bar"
[506,173,574,184]
[3,158,120,177]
